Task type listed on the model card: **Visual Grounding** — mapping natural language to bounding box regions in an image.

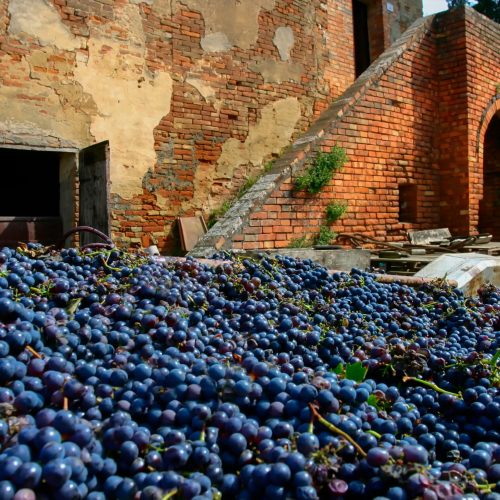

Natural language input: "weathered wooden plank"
[178,216,207,252]
[407,228,451,245]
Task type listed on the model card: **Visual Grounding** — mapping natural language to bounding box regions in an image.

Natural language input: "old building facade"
[0,1,498,255]
[0,0,421,250]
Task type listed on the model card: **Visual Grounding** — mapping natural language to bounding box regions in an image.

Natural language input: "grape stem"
[26,346,42,359]
[476,483,496,492]
[308,415,314,434]
[308,403,367,457]
[162,489,178,499]
[402,376,462,398]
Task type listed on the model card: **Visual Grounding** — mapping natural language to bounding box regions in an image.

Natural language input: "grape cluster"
[0,245,498,499]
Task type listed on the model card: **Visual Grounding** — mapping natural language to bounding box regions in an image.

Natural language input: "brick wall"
[192,8,500,256]
[435,9,470,235]
[117,0,347,251]
[0,0,421,252]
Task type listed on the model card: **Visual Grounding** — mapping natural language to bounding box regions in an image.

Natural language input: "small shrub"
[294,145,348,194]
[237,176,258,199]
[313,226,337,246]
[208,161,276,228]
[288,236,310,248]
[207,200,232,228]
[325,201,348,224]
[263,160,275,173]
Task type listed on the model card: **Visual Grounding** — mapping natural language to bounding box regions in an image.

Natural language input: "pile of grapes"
[0,245,498,500]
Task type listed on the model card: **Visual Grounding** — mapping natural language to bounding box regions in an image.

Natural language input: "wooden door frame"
[78,140,111,245]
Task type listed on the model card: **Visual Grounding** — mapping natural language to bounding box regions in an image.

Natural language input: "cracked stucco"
[8,0,82,50]
[74,41,173,199]
[4,0,173,200]
[186,76,217,103]
[250,60,304,84]
[273,26,295,61]
[179,0,276,51]
[0,50,93,148]
[194,97,301,212]
[73,3,173,199]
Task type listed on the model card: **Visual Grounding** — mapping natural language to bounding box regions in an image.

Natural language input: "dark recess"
[353,0,371,77]
[0,149,60,216]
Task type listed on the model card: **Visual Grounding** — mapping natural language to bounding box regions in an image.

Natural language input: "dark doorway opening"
[353,0,371,77]
[0,148,66,247]
[0,149,60,216]
[479,113,500,239]
[0,141,110,248]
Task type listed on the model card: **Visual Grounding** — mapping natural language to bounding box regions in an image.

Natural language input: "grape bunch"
[0,245,498,499]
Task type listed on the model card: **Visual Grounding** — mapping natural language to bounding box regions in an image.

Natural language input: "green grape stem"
[308,404,367,457]
[402,376,462,398]
[162,489,178,500]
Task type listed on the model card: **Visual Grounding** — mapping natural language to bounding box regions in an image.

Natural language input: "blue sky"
[422,0,449,15]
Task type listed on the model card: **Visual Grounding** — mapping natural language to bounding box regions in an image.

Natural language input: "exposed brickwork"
[0,0,421,252]
[435,9,470,235]
[116,0,352,251]
[192,8,500,256]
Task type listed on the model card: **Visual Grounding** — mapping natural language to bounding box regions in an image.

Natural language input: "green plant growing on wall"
[241,177,258,196]
[313,225,338,246]
[287,199,346,248]
[207,161,276,228]
[294,145,348,194]
[288,235,310,248]
[207,200,232,228]
[325,200,348,224]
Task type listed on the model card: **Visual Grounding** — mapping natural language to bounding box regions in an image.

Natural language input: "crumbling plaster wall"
[2,0,173,197]
[0,0,421,251]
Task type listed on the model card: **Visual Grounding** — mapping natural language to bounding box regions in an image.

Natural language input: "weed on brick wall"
[294,145,348,194]
[325,200,349,224]
[313,225,338,246]
[207,161,275,228]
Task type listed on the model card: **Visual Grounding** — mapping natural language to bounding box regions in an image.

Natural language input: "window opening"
[399,183,417,223]
[353,0,371,77]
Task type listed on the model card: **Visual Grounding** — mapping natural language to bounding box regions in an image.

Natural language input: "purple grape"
[366,447,391,467]
[13,489,36,500]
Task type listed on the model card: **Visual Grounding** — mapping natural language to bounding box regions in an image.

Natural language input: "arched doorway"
[479,112,500,238]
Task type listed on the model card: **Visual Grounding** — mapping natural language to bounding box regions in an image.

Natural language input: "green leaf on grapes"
[367,394,381,410]
[490,349,500,367]
[345,362,367,382]
[333,363,344,375]
[66,297,82,319]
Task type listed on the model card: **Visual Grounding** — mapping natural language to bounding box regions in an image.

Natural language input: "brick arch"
[478,101,500,238]
[476,95,500,158]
